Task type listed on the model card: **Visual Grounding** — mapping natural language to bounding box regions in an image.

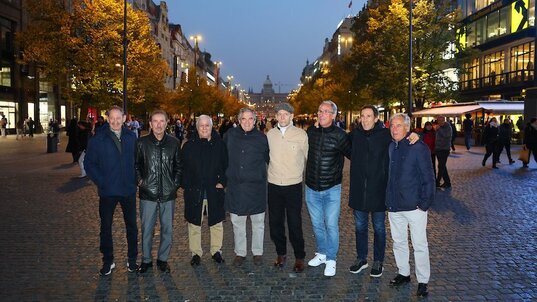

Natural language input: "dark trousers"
[353,210,386,262]
[436,150,451,186]
[99,195,138,264]
[431,153,437,177]
[483,142,499,166]
[464,131,472,150]
[267,183,305,259]
[495,140,512,162]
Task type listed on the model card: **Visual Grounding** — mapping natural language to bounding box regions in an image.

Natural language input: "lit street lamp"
[408,0,413,115]
[189,35,202,69]
[122,0,128,114]
[214,61,222,87]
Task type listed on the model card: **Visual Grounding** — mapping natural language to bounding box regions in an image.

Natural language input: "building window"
[462,58,480,89]
[510,42,534,82]
[0,64,11,87]
[475,0,496,11]
[483,51,504,86]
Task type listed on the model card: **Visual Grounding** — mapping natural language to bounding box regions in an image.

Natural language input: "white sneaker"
[308,253,326,267]
[324,260,336,277]
[78,174,87,178]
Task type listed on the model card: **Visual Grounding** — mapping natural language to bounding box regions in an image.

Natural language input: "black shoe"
[390,274,411,286]
[99,262,116,276]
[127,260,138,273]
[492,165,499,169]
[370,261,383,277]
[212,252,225,264]
[482,159,486,167]
[349,259,368,274]
[157,260,170,273]
[137,262,152,273]
[440,183,451,189]
[190,255,201,266]
[509,160,515,165]
[417,283,429,297]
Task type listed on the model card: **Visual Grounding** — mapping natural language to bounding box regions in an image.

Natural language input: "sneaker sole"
[100,263,116,276]
[370,269,383,277]
[308,261,325,267]
[349,264,368,274]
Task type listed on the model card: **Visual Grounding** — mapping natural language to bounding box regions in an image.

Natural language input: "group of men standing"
[83,100,434,298]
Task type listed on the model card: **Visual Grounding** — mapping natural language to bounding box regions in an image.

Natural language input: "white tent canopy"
[411,101,524,117]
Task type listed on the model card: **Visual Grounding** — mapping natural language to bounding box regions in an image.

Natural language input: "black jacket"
[135,132,182,202]
[524,123,537,150]
[181,130,228,226]
[224,126,269,215]
[482,124,499,145]
[348,122,390,212]
[498,123,512,143]
[305,124,351,191]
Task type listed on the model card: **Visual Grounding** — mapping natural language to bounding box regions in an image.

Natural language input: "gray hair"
[107,105,124,116]
[390,113,411,128]
[196,114,213,128]
[320,100,338,114]
[238,107,257,122]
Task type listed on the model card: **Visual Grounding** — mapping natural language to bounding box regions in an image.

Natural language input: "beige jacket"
[267,125,308,186]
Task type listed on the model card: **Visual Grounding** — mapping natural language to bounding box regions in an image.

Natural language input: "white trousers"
[388,209,430,283]
[78,151,86,176]
[230,212,265,257]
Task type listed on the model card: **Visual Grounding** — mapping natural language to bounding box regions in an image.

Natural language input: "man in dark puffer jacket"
[305,100,351,277]
[135,110,182,274]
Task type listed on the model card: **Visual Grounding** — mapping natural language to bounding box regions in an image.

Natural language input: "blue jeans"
[353,210,386,263]
[464,131,472,150]
[305,184,341,261]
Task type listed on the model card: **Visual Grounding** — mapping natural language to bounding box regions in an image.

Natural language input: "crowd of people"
[79,101,441,298]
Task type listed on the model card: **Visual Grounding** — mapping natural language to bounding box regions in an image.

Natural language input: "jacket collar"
[149,131,167,144]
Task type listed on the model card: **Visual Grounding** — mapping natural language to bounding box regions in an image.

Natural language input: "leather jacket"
[135,132,182,202]
[305,124,351,191]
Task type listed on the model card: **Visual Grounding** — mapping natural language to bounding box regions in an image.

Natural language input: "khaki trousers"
[188,199,223,256]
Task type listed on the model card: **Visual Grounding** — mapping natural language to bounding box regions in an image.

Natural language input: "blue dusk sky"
[166,0,365,94]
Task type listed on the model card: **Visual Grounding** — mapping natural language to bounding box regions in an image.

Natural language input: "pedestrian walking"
[224,108,269,267]
[16,119,24,140]
[84,106,139,276]
[463,114,474,150]
[66,118,79,162]
[305,100,351,277]
[181,115,228,266]
[0,114,7,137]
[135,110,182,274]
[435,116,452,188]
[523,117,537,167]
[174,119,184,146]
[76,120,91,178]
[266,103,308,273]
[28,117,35,137]
[496,118,515,165]
[449,119,457,151]
[348,105,419,278]
[386,113,435,298]
[481,117,500,169]
[422,122,437,177]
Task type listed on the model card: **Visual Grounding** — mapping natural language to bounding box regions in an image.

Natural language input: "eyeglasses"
[317,110,334,115]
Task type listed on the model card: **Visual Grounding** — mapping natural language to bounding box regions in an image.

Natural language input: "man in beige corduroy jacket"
[267,102,309,273]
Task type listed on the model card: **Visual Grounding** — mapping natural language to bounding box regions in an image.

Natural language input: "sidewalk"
[0,136,536,301]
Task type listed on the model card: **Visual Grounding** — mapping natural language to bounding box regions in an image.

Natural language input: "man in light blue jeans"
[305,100,351,277]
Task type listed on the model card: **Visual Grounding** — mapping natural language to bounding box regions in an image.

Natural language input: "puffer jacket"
[306,123,351,191]
[135,132,182,202]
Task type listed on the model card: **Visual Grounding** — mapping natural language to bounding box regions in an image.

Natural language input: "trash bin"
[47,134,58,153]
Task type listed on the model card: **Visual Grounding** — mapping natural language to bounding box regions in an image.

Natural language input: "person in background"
[434,116,452,189]
[463,114,474,150]
[174,119,184,146]
[386,113,434,298]
[523,117,537,168]
[481,117,500,169]
[76,120,91,178]
[496,119,515,165]
[449,119,457,151]
[65,118,79,162]
[28,117,35,137]
[422,122,437,177]
[84,106,138,276]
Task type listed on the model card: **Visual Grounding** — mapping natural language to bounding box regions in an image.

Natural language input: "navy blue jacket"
[84,123,137,197]
[386,135,435,212]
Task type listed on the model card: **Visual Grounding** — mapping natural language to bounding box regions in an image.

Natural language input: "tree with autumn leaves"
[17,0,168,118]
[292,0,459,117]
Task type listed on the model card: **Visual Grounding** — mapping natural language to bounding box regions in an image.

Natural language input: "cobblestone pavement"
[0,134,536,301]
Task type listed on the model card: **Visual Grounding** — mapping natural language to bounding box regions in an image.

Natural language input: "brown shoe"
[293,259,305,273]
[274,255,286,267]
[253,255,263,266]
[233,256,246,267]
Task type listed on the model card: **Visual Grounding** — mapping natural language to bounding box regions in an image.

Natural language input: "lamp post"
[122,0,128,114]
[408,0,413,116]
[214,61,222,88]
[189,35,202,69]
[226,75,234,94]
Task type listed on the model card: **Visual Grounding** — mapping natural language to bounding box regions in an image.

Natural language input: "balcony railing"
[461,69,534,90]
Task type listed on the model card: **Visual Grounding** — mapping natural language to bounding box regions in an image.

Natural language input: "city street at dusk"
[1,135,536,301]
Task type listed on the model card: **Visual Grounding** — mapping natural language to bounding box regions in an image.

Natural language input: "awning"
[411,105,482,117]
[412,101,524,117]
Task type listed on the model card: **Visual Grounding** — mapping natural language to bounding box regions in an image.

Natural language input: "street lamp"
[214,61,222,87]
[189,35,202,69]
[408,0,413,115]
[122,0,128,114]
[226,75,234,94]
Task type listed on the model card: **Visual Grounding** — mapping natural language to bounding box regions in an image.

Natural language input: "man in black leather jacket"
[305,100,351,277]
[135,110,182,273]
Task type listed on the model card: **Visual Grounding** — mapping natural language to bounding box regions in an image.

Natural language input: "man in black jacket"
[305,100,351,277]
[181,115,228,266]
[135,110,182,273]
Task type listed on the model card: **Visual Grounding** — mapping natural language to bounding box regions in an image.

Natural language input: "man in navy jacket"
[85,106,138,276]
[386,113,435,297]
